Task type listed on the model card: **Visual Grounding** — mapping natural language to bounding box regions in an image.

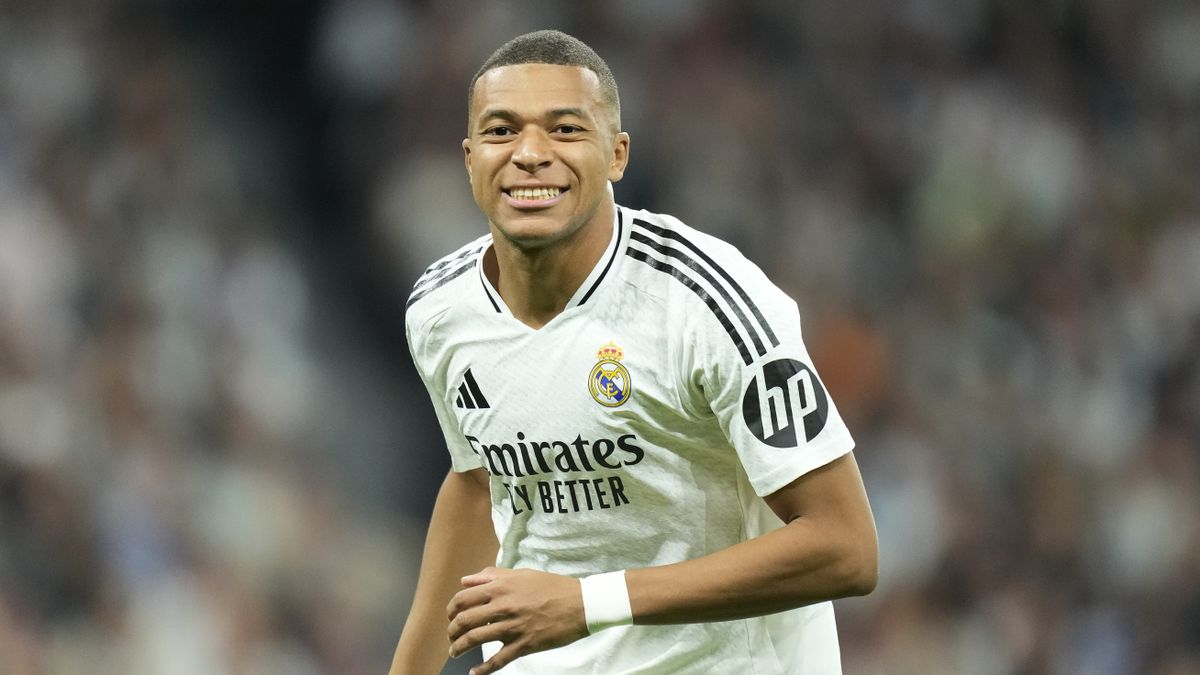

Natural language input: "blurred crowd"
[1,1,1197,674]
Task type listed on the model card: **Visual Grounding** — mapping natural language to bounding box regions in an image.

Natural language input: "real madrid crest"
[589,342,632,407]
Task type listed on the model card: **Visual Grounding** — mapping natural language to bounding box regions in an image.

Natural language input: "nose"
[511,129,553,173]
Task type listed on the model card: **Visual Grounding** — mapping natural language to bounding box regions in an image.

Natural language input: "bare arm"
[447,452,877,674]
[390,468,497,675]
[627,451,877,623]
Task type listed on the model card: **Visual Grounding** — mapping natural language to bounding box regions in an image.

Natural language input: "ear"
[462,137,473,180]
[608,131,630,183]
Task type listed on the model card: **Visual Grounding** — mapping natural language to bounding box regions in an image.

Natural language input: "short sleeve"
[406,315,485,473]
[687,251,855,498]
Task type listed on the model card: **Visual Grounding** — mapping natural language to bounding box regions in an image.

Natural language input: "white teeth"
[510,187,562,201]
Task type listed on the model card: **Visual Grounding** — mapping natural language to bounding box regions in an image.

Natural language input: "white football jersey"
[405,205,855,674]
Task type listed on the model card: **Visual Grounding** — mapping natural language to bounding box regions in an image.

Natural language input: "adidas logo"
[455,368,490,409]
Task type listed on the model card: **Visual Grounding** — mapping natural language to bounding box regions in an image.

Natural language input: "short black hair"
[468,30,621,130]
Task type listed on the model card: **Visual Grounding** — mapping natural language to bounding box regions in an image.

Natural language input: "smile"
[503,186,568,208]
[506,186,565,201]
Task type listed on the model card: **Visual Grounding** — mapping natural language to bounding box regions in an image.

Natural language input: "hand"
[447,566,589,675]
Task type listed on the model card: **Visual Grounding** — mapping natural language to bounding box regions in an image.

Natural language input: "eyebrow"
[476,108,591,126]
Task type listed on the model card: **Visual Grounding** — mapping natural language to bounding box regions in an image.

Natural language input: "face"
[464,63,630,250]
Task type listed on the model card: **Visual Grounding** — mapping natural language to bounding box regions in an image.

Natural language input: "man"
[390,30,877,675]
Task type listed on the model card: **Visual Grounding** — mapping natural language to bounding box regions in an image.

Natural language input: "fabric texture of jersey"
[405,206,855,674]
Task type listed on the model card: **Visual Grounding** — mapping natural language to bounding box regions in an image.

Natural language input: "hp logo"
[742,359,829,447]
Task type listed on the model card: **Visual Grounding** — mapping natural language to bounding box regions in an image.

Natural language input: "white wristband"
[579,570,633,634]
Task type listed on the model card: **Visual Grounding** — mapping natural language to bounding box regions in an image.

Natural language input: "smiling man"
[390,30,877,675]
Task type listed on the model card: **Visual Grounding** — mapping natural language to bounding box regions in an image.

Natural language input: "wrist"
[579,570,633,634]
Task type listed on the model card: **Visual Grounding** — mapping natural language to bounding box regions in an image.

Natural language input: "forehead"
[471,63,606,120]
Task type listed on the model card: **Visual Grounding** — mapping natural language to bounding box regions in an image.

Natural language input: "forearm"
[390,470,498,675]
[627,454,877,625]
[626,516,874,624]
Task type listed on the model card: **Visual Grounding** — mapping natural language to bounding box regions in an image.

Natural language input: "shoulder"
[622,208,773,293]
[620,207,793,366]
[405,233,491,335]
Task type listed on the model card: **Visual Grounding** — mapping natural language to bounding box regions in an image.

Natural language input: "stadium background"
[1,0,1198,673]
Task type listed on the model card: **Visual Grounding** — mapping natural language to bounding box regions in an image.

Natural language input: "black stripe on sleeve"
[463,369,489,408]
[632,218,778,347]
[577,209,623,306]
[414,243,485,289]
[413,246,484,294]
[629,230,767,358]
[406,260,476,308]
[625,248,753,365]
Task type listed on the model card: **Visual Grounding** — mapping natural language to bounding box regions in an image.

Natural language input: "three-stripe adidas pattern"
[626,218,779,365]
[407,240,489,309]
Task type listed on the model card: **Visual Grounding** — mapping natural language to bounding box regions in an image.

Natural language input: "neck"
[487,201,615,329]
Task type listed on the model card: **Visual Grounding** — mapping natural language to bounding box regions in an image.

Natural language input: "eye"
[483,126,515,138]
[554,124,583,135]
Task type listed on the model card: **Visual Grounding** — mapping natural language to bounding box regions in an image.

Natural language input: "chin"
[494,216,577,249]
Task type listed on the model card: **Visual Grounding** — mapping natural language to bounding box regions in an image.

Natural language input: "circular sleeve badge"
[741,358,829,447]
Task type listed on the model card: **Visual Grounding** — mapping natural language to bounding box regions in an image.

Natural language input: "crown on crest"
[596,342,624,361]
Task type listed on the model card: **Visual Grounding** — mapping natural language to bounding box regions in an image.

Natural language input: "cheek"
[576,153,612,183]
[469,177,491,207]
[468,160,493,191]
